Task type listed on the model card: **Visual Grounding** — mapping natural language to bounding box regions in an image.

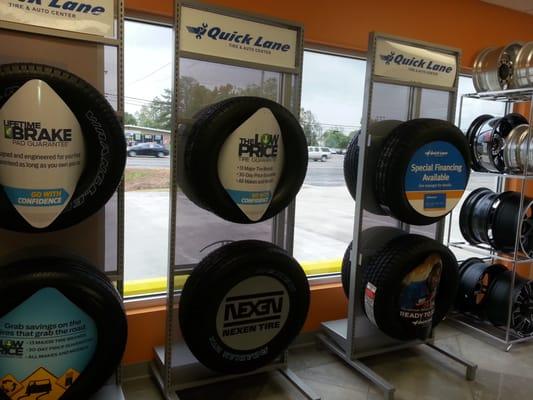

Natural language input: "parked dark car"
[127,142,169,158]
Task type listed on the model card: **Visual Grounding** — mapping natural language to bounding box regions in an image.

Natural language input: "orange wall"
[125,0,533,68]
[124,285,348,365]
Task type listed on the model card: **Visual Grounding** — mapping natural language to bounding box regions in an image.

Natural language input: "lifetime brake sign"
[179,6,298,70]
[374,38,458,88]
[0,0,114,37]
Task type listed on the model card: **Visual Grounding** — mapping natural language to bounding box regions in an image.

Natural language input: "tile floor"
[122,321,533,400]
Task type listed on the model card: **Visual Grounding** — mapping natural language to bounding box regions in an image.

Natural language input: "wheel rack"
[447,87,533,351]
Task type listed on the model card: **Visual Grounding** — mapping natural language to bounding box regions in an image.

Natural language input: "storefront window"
[294,51,366,276]
[124,20,172,295]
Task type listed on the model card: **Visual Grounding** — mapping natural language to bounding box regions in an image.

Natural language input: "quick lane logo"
[4,120,72,143]
[186,23,208,39]
[186,22,291,52]
[379,51,454,73]
[238,134,279,158]
[13,0,106,16]
[0,340,24,357]
[222,291,284,337]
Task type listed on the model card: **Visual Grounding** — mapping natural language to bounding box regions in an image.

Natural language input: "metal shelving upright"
[447,87,533,351]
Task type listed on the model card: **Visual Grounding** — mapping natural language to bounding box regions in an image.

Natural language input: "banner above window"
[0,0,114,37]
[179,6,298,70]
[374,38,458,89]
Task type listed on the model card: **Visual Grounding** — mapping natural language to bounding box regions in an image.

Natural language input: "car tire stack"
[177,97,310,373]
[0,63,127,400]
[342,116,469,341]
[344,118,470,225]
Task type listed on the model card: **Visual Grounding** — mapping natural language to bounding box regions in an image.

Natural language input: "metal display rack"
[0,2,126,398]
[318,32,477,400]
[151,1,318,399]
[447,88,533,351]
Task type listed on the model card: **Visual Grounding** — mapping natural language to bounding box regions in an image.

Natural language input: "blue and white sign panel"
[179,6,298,70]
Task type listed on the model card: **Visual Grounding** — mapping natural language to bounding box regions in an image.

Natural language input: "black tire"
[343,121,401,217]
[341,241,353,297]
[128,151,136,157]
[361,234,459,340]
[375,119,470,225]
[179,240,310,374]
[178,97,308,223]
[343,134,359,201]
[341,227,407,299]
[0,63,126,232]
[156,151,164,158]
[0,258,127,400]
[321,155,327,162]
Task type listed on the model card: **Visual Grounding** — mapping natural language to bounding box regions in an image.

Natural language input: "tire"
[341,241,352,298]
[179,240,310,374]
[0,63,126,232]
[343,134,359,201]
[128,151,137,157]
[156,152,164,158]
[178,97,308,223]
[321,155,327,162]
[375,119,470,225]
[343,121,402,216]
[341,227,407,298]
[361,234,459,340]
[0,258,127,400]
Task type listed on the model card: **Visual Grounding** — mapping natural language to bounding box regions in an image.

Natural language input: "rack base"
[151,344,320,400]
[448,313,533,351]
[91,384,125,400]
[318,319,477,400]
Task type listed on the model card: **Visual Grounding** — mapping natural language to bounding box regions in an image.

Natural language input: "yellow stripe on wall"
[124,259,343,297]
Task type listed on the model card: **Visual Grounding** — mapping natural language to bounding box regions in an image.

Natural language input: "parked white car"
[308,146,329,162]
[320,147,333,158]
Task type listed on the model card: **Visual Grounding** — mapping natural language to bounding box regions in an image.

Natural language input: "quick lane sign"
[374,38,457,89]
[179,6,298,70]
[0,0,114,37]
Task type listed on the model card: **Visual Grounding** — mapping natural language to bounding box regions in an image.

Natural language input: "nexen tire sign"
[179,6,298,70]
[374,38,458,89]
[0,0,114,37]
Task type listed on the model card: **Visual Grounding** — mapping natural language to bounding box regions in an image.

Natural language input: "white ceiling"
[482,0,533,15]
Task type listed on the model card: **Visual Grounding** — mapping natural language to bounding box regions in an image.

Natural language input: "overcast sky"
[124,21,505,132]
[124,21,364,132]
